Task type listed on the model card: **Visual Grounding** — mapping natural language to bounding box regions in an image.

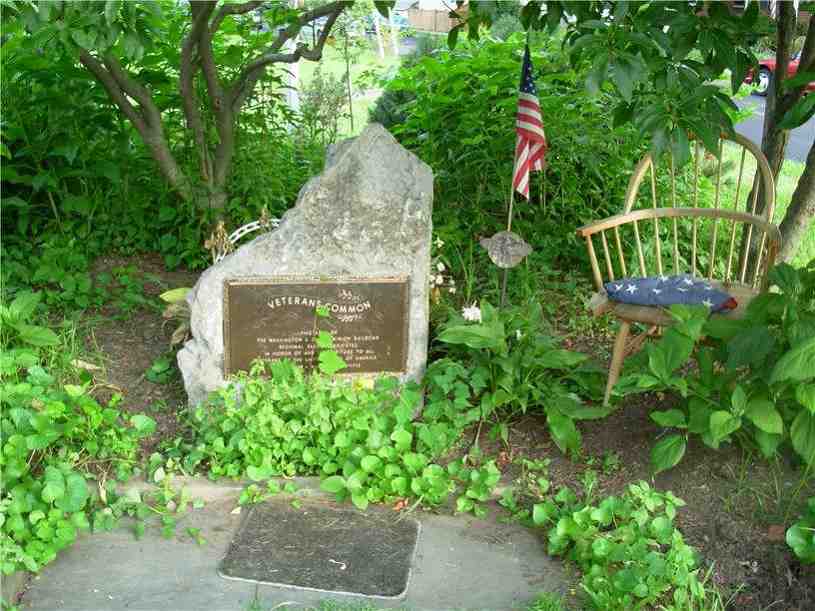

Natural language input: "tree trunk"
[778,139,815,262]
[388,9,400,56]
[741,8,815,265]
[372,10,385,59]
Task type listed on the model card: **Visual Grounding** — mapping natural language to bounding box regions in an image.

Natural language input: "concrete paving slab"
[21,488,568,611]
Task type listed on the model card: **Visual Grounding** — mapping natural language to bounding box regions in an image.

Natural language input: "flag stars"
[626,284,638,294]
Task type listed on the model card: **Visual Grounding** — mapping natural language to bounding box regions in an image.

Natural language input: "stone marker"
[178,124,433,405]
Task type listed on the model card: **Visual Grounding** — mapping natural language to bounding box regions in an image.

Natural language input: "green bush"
[619,262,815,473]
[377,36,649,271]
[0,292,154,574]
[177,353,507,514]
[533,481,708,610]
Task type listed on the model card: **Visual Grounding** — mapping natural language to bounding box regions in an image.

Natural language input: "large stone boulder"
[178,124,434,405]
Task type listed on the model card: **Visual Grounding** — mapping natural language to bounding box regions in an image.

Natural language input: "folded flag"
[604,275,737,313]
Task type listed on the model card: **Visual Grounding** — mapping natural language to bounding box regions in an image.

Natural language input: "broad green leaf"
[545,407,581,455]
[9,291,41,321]
[246,464,272,482]
[390,429,412,450]
[791,411,815,465]
[56,473,89,513]
[770,337,815,384]
[786,518,815,563]
[158,287,189,304]
[360,455,381,473]
[650,409,687,428]
[130,414,156,437]
[754,429,782,459]
[14,324,59,347]
[537,350,587,369]
[345,469,367,492]
[744,397,783,435]
[318,350,346,375]
[727,327,775,369]
[651,434,686,474]
[351,492,369,510]
[796,384,815,415]
[437,323,504,351]
[709,411,741,442]
[320,475,346,494]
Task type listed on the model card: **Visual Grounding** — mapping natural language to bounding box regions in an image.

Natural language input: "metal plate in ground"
[218,501,420,598]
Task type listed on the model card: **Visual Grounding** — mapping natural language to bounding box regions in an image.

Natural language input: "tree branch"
[79,50,190,201]
[180,1,217,184]
[78,50,147,134]
[210,0,265,34]
[229,0,348,113]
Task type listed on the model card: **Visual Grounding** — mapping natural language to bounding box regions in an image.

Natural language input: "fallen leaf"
[767,524,786,542]
[72,359,102,371]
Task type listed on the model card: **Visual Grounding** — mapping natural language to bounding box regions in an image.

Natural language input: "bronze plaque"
[223,277,409,376]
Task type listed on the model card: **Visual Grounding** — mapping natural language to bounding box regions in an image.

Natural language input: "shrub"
[619,262,815,473]
[0,292,154,574]
[376,37,650,270]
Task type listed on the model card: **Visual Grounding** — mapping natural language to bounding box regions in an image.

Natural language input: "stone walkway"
[19,480,569,611]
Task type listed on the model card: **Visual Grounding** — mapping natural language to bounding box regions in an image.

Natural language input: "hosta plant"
[435,300,607,456]
[618,262,815,473]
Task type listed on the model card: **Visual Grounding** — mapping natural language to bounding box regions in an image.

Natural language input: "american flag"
[513,45,547,199]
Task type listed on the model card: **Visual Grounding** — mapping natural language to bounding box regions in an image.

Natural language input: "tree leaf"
[778,93,815,130]
[651,434,686,474]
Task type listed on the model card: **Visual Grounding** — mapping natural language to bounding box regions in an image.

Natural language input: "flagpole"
[501,183,515,306]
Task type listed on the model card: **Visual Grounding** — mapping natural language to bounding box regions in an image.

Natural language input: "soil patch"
[83,253,200,455]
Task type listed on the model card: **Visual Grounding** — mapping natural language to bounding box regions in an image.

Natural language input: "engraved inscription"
[224,278,408,375]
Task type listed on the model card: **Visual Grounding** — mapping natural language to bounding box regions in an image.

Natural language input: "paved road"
[734,95,814,162]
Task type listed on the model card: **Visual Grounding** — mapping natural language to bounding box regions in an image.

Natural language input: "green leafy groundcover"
[1,294,155,574]
[177,301,604,513]
[532,481,708,610]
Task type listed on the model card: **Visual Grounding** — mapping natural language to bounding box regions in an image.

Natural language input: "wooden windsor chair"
[577,133,782,406]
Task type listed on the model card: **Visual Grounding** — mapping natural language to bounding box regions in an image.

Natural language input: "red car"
[746,51,815,96]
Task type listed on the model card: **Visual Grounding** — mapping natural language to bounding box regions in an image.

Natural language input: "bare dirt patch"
[83,253,200,455]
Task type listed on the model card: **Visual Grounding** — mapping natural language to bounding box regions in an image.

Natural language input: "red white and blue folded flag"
[604,275,738,313]
[513,44,547,200]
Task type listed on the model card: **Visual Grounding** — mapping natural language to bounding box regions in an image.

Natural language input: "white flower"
[429,274,437,285]
[702,299,713,309]
[435,238,445,249]
[436,261,446,272]
[462,303,482,322]
[448,287,456,294]
[435,275,444,285]
[515,329,523,340]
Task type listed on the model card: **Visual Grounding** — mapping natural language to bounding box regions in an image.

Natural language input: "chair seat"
[589,281,760,326]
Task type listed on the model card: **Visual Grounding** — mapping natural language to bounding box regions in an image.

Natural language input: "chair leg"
[604,320,631,406]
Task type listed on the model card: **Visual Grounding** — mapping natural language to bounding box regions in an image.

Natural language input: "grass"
[298,37,400,138]
[718,142,811,267]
